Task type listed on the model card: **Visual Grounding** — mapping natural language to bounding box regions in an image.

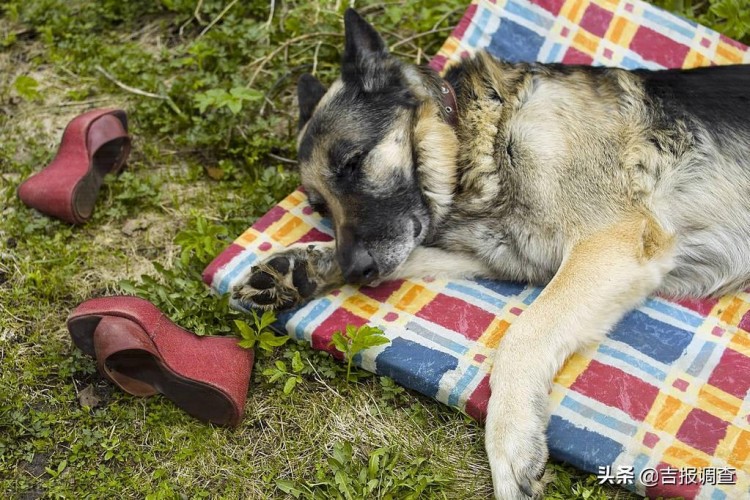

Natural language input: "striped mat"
[204,1,750,497]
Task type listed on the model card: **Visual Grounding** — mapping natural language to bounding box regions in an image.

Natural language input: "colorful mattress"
[204,1,750,497]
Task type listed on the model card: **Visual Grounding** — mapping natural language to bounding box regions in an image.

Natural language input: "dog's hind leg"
[485,216,674,499]
[232,242,342,310]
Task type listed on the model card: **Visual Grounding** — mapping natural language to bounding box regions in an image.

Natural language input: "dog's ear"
[342,9,389,87]
[343,8,387,62]
[297,74,327,130]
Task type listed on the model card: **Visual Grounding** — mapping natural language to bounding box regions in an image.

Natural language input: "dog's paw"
[485,392,549,499]
[232,245,339,311]
[486,418,548,499]
[486,428,547,498]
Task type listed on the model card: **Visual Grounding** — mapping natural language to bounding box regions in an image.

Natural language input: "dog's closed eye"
[307,190,330,215]
[337,153,363,178]
[506,138,515,164]
[311,200,330,216]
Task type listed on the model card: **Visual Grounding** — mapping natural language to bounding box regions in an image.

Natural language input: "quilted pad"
[204,1,750,497]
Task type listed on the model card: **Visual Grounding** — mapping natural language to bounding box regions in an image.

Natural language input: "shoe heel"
[72,115,131,221]
[67,315,104,357]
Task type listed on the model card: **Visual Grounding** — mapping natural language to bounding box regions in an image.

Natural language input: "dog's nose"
[337,227,379,284]
[340,244,378,284]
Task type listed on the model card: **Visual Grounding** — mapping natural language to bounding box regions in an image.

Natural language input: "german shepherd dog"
[234,9,750,498]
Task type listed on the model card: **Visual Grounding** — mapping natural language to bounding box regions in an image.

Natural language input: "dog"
[233,8,750,498]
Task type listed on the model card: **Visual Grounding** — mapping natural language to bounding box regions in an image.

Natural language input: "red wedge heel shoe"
[18,108,131,224]
[67,296,254,427]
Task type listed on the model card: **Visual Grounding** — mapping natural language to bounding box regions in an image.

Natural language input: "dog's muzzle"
[337,226,379,284]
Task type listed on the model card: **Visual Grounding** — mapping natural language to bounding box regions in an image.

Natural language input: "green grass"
[1,0,746,498]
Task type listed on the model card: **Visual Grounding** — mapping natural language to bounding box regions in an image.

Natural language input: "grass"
[0,0,746,498]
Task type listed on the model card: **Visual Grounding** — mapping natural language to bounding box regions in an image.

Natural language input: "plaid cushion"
[204,1,750,497]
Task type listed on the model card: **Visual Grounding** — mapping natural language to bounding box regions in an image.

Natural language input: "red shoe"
[18,108,131,224]
[67,296,254,427]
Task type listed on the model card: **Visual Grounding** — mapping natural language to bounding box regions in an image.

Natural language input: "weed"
[279,341,350,381]
[276,441,450,499]
[652,0,750,43]
[329,325,390,383]
[12,75,41,101]
[378,376,407,403]
[194,86,264,115]
[174,214,228,266]
[262,352,305,395]
[235,310,289,351]
[119,260,238,336]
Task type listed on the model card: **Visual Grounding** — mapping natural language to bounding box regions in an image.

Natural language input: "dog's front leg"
[234,244,493,310]
[233,242,342,310]
[486,217,674,499]
[387,246,494,282]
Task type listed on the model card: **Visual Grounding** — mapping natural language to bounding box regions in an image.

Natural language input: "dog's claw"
[517,476,533,498]
[490,457,546,500]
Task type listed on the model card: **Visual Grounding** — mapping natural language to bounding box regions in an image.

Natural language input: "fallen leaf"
[77,385,101,408]
[204,165,225,180]
[122,218,150,236]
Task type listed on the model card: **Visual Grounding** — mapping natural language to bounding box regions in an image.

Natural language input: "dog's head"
[296,9,458,284]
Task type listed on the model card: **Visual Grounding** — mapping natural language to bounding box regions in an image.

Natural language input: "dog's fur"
[234,9,750,498]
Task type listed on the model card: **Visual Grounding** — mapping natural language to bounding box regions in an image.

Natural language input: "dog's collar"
[438,78,459,129]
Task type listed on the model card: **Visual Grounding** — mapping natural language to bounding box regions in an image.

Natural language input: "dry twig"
[389,26,454,51]
[95,65,184,116]
[248,32,342,86]
[95,65,164,100]
[178,0,205,37]
[197,0,238,40]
